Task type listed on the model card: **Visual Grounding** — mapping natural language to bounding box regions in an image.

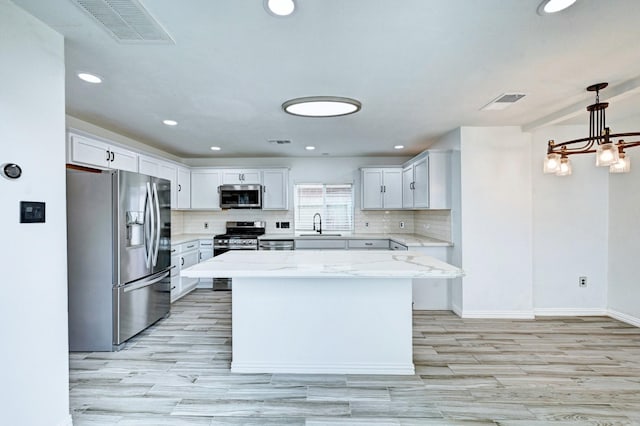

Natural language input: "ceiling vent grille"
[481,93,526,111]
[268,140,292,145]
[71,0,174,43]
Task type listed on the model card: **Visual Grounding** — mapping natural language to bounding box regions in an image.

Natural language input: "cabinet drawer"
[295,239,346,250]
[172,240,200,254]
[347,239,389,249]
[389,241,408,251]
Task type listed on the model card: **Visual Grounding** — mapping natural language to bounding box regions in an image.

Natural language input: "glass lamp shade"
[609,153,631,173]
[596,143,620,166]
[556,157,572,176]
[543,153,561,174]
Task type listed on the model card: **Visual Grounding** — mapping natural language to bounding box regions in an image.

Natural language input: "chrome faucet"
[312,213,322,234]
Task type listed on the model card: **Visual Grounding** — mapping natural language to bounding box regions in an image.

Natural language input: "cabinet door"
[240,169,261,184]
[158,162,178,208]
[361,169,383,209]
[191,170,221,209]
[176,167,191,209]
[109,145,138,172]
[427,151,450,209]
[138,155,160,177]
[262,169,288,210]
[382,169,403,209]
[69,134,110,168]
[402,165,414,208]
[412,158,429,208]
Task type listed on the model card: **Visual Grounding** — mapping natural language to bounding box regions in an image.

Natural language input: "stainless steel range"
[212,221,266,290]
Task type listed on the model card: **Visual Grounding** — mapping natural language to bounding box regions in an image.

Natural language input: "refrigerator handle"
[122,269,171,293]
[145,182,155,268]
[152,182,161,267]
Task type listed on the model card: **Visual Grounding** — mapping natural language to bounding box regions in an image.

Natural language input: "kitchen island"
[181,250,463,375]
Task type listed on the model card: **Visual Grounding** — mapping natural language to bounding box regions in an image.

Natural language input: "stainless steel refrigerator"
[66,168,171,351]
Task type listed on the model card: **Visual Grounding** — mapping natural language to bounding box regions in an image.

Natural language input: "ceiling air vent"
[71,0,174,44]
[480,93,526,111]
[268,140,292,145]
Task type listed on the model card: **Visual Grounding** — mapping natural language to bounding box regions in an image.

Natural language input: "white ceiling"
[13,0,640,158]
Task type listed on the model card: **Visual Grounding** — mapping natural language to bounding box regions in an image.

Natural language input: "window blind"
[294,184,354,232]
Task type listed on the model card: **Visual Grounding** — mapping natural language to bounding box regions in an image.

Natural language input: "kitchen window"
[294,184,354,232]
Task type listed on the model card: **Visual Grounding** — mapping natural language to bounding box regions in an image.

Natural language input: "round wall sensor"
[2,163,22,179]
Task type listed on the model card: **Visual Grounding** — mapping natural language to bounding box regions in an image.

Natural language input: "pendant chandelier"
[543,83,640,176]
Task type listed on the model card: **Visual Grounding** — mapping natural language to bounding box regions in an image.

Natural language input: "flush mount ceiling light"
[162,119,178,126]
[543,82,640,176]
[538,0,577,14]
[77,72,102,83]
[265,0,295,16]
[283,96,362,118]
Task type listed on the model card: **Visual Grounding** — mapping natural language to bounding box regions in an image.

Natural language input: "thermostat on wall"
[20,201,46,223]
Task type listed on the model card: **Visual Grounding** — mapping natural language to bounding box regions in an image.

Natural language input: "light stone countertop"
[171,233,215,245]
[258,233,453,247]
[181,250,464,279]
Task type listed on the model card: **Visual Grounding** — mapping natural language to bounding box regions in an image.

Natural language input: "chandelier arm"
[548,133,640,155]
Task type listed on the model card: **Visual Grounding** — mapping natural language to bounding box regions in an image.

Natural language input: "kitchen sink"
[298,233,342,237]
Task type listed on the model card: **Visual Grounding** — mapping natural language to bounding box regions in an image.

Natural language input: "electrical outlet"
[276,222,280,228]
[399,221,405,229]
[204,222,209,229]
[365,222,369,228]
[579,276,587,287]
[281,222,290,229]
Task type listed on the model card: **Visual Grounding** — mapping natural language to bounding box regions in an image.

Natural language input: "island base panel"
[231,277,414,375]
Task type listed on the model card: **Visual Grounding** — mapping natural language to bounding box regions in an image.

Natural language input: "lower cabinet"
[171,240,200,302]
[410,246,450,310]
[197,239,213,288]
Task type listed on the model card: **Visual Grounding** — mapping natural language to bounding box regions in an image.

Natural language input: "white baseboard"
[461,310,535,319]
[231,361,415,375]
[607,309,640,328]
[534,308,607,317]
[57,414,73,426]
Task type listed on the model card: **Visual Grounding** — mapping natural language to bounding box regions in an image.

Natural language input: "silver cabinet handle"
[365,242,373,246]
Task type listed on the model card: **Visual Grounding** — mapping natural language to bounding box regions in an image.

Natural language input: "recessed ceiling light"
[538,0,577,14]
[394,145,405,150]
[283,96,362,118]
[210,146,221,151]
[305,146,316,150]
[265,0,295,16]
[162,119,178,126]
[77,72,102,84]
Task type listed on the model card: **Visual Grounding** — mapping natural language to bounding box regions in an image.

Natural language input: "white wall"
[607,114,640,324]
[531,125,609,315]
[0,2,70,425]
[458,127,534,317]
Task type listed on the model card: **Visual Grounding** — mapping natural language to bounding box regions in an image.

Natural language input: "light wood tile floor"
[69,290,640,425]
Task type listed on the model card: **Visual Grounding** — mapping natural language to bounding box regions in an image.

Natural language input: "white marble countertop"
[181,250,464,279]
[171,233,215,245]
[258,233,452,247]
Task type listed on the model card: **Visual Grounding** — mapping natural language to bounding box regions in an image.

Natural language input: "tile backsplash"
[173,209,451,241]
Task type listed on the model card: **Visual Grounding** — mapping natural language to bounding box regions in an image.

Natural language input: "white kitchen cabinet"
[221,169,261,185]
[262,168,289,210]
[171,240,200,302]
[191,169,221,209]
[402,157,429,209]
[176,166,191,209]
[410,246,450,310]
[361,168,403,209]
[198,239,213,288]
[402,151,451,209]
[68,133,138,172]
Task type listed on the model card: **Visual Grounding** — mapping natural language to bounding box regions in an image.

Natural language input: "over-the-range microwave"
[219,184,262,209]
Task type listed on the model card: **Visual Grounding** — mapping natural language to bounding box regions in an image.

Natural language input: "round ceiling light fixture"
[77,72,102,84]
[283,96,362,118]
[265,0,295,16]
[538,0,577,14]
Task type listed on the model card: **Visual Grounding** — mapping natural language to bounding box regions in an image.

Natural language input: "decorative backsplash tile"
[414,210,451,241]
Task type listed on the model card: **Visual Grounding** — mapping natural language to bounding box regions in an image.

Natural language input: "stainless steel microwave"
[219,184,262,209]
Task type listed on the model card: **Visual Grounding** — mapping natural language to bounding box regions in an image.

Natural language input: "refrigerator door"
[114,269,171,345]
[118,170,153,285]
[151,176,172,273]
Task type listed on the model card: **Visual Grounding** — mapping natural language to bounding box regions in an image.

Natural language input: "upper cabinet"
[68,133,138,173]
[176,167,191,209]
[191,169,221,210]
[262,168,289,210]
[222,169,261,185]
[402,151,451,209]
[138,154,191,209]
[361,168,403,210]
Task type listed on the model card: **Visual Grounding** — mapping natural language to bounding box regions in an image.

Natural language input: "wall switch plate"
[276,222,280,228]
[365,222,369,227]
[204,222,209,229]
[20,201,45,223]
[399,221,405,229]
[281,222,290,229]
